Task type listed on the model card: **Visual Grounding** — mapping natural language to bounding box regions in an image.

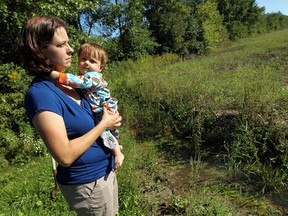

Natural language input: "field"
[1,29,288,215]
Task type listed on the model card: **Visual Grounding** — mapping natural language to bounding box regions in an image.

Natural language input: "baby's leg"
[112,144,124,170]
[101,130,118,149]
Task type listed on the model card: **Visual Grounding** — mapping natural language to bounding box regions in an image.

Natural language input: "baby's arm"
[50,71,103,89]
[61,73,93,88]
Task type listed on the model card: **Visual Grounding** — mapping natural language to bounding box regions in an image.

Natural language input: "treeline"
[0,0,288,64]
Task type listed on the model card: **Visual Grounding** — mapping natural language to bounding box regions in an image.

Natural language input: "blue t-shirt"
[25,76,113,185]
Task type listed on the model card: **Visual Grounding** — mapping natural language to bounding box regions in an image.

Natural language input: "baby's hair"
[79,43,108,66]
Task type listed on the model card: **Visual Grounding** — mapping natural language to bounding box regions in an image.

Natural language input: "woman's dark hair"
[19,16,67,76]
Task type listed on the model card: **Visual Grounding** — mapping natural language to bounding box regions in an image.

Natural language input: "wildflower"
[8,70,19,80]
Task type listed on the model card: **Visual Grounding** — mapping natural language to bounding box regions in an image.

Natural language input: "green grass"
[0,132,230,215]
[0,156,74,216]
[0,130,285,215]
[2,30,288,215]
[110,29,288,189]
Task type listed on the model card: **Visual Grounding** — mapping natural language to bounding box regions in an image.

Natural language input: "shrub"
[0,63,45,164]
[0,63,31,94]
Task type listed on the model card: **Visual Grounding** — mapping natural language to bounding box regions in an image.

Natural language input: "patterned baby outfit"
[58,71,119,149]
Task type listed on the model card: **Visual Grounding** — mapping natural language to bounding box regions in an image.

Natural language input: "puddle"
[265,190,288,214]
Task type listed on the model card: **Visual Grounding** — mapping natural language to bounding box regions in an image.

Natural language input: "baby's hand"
[86,61,103,72]
[102,107,122,129]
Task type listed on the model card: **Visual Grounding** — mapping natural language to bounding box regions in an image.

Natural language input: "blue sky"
[256,0,288,15]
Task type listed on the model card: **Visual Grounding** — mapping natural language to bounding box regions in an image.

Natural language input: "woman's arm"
[32,107,121,167]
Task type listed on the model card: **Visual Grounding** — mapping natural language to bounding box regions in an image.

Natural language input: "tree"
[117,0,158,60]
[216,0,264,40]
[144,0,189,54]
[87,0,157,61]
[265,12,288,32]
[195,1,228,48]
[0,0,96,64]
[184,15,207,55]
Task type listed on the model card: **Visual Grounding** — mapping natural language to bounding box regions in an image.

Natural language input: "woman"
[19,15,122,215]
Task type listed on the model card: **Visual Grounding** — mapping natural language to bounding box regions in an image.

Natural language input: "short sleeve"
[25,85,62,123]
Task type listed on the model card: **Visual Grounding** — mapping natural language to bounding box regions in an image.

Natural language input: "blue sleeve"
[25,86,62,123]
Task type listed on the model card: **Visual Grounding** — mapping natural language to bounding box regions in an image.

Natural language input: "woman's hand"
[101,107,122,130]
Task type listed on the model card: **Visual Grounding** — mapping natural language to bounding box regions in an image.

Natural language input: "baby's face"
[78,52,103,75]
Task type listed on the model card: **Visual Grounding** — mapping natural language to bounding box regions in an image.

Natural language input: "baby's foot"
[114,153,124,170]
[101,132,118,149]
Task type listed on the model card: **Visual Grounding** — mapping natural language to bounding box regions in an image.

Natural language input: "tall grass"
[1,131,242,215]
[107,29,288,189]
[1,30,288,215]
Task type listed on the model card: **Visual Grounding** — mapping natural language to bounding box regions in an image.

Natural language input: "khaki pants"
[59,171,118,216]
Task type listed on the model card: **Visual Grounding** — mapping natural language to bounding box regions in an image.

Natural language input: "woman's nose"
[67,44,74,54]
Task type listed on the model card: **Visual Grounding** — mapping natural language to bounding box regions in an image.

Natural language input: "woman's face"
[44,27,74,72]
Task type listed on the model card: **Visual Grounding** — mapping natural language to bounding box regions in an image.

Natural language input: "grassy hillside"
[110,29,288,190]
[1,30,288,215]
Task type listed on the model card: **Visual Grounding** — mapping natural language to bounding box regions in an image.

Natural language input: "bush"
[0,63,31,94]
[0,63,45,164]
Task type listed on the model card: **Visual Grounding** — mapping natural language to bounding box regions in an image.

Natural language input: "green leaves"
[0,0,287,63]
[196,1,228,47]
[0,0,95,64]
[216,0,264,39]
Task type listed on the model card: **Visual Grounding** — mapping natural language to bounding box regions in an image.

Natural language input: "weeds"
[111,30,288,191]
[1,30,288,215]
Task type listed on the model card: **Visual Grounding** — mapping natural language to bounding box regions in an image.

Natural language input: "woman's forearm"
[62,120,108,166]
[33,109,120,167]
